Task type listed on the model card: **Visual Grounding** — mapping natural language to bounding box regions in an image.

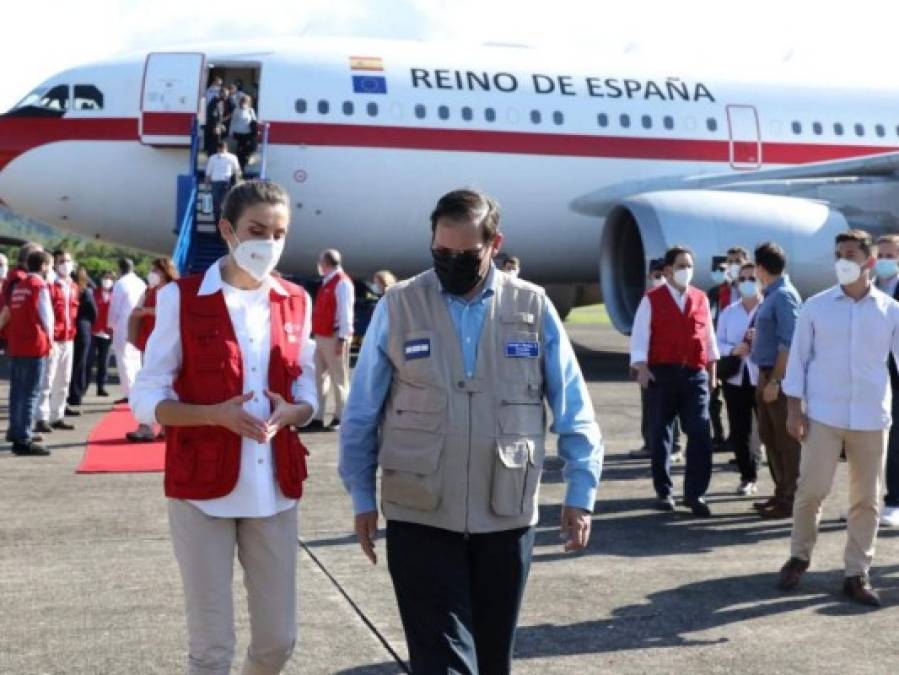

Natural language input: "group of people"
[632,232,899,607]
[204,76,258,169]
[0,244,180,454]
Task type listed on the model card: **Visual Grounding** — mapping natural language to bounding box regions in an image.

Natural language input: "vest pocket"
[170,429,225,486]
[379,433,444,511]
[491,438,537,516]
[498,390,545,436]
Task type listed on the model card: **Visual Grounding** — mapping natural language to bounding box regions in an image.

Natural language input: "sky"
[2,0,899,111]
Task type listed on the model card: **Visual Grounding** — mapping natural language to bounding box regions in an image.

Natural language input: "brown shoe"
[778,557,809,590]
[759,503,792,519]
[843,575,882,607]
[753,497,778,511]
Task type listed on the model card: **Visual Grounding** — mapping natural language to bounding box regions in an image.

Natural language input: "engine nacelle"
[599,190,850,334]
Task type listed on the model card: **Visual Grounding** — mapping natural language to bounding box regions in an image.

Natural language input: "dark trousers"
[210,180,230,224]
[88,335,112,393]
[756,369,801,507]
[723,376,759,482]
[709,383,726,444]
[885,389,899,507]
[8,356,46,443]
[386,520,534,675]
[641,387,682,451]
[67,322,92,405]
[646,365,713,500]
[233,132,255,169]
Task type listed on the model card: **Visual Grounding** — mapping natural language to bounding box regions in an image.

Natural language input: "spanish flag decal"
[349,56,384,72]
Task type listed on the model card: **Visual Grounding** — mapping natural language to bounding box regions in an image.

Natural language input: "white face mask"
[650,276,665,288]
[874,258,898,279]
[147,271,162,287]
[728,263,742,280]
[57,261,74,278]
[835,258,862,286]
[231,229,285,281]
[738,280,759,298]
[673,267,693,287]
[101,278,113,290]
[710,270,726,285]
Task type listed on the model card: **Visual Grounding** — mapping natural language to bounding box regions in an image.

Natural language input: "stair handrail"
[258,122,271,180]
[172,184,197,274]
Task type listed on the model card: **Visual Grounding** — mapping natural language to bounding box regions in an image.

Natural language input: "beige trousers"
[313,334,350,422]
[38,340,73,423]
[790,420,887,577]
[168,500,298,675]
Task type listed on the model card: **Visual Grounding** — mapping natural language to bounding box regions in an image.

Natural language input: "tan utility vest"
[379,268,548,533]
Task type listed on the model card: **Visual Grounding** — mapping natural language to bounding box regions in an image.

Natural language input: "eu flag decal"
[352,75,387,94]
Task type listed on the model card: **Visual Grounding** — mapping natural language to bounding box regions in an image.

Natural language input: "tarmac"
[0,322,897,675]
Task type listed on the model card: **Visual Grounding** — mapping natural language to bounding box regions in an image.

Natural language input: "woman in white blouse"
[230,94,258,170]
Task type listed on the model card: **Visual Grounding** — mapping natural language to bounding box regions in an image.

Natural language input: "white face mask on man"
[229,227,285,281]
[834,258,863,286]
[673,267,693,288]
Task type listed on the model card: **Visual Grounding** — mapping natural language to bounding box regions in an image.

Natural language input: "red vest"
[164,274,310,500]
[0,268,28,341]
[647,285,711,369]
[92,287,112,336]
[312,270,352,337]
[135,285,159,352]
[7,275,51,358]
[719,283,732,310]
[50,278,79,342]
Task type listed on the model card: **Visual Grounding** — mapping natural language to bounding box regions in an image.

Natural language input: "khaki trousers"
[38,340,73,423]
[756,370,802,506]
[168,500,298,675]
[790,420,887,577]
[313,334,350,422]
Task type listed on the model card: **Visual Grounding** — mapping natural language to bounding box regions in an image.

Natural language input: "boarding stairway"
[171,120,271,275]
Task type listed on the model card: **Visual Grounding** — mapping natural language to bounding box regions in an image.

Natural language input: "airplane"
[2,36,899,333]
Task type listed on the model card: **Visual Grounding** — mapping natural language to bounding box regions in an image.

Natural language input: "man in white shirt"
[107,258,146,404]
[205,140,242,224]
[779,229,899,607]
[308,249,355,432]
[131,179,316,675]
[630,245,720,517]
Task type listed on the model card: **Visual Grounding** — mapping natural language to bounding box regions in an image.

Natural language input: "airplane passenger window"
[791,121,802,134]
[553,111,564,125]
[597,113,608,127]
[485,108,496,122]
[295,99,307,114]
[462,106,473,121]
[641,115,652,129]
[854,123,865,137]
[438,105,450,120]
[367,102,378,117]
[876,124,886,137]
[619,113,630,128]
[834,122,844,136]
[812,121,823,135]
[706,117,718,132]
[531,110,542,124]
[317,100,329,114]
[342,101,354,116]
[415,104,426,119]
[663,116,674,130]
[73,85,103,110]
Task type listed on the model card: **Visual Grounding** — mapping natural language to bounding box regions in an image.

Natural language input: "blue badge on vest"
[506,341,539,358]
[404,338,431,360]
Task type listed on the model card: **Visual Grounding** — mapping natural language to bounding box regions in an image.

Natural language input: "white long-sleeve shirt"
[130,258,317,518]
[629,282,720,366]
[322,267,355,339]
[35,275,53,342]
[108,272,146,335]
[716,300,760,386]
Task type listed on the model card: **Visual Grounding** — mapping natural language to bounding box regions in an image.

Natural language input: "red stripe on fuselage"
[0,117,137,170]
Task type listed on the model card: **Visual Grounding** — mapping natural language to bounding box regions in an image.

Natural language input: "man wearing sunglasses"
[338,188,603,674]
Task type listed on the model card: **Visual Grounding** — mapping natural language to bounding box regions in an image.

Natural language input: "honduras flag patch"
[404,338,431,360]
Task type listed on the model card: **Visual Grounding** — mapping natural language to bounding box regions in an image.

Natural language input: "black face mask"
[432,248,487,296]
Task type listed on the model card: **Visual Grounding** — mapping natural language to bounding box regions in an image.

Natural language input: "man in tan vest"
[339,188,604,675]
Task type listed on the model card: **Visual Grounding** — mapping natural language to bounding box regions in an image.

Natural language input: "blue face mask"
[738,280,759,298]
[874,258,898,279]
[710,270,726,285]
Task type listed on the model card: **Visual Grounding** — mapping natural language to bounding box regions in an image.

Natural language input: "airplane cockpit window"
[73,84,103,110]
[854,123,865,137]
[876,124,885,137]
[438,105,450,120]
[531,110,542,124]
[414,104,426,119]
[597,113,609,127]
[484,108,496,122]
[619,113,630,128]
[342,101,354,115]
[641,114,652,129]
[317,100,330,114]
[8,83,69,116]
[295,99,307,114]
[812,121,823,135]
[791,121,802,134]
[706,117,718,132]
[366,102,378,117]
[553,111,564,125]
[663,115,674,130]
[461,106,473,121]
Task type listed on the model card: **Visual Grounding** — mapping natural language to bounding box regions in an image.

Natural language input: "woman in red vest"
[130,180,316,675]
[89,271,115,397]
[125,257,179,442]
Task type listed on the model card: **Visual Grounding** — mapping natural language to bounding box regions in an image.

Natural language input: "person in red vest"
[35,248,80,432]
[89,271,114,397]
[307,248,354,431]
[125,256,179,442]
[630,245,720,517]
[130,180,316,675]
[0,242,43,351]
[0,249,53,455]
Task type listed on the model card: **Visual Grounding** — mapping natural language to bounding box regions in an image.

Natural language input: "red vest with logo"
[135,285,159,352]
[50,278,79,342]
[7,275,51,358]
[647,284,711,369]
[92,287,112,336]
[312,271,352,337]
[0,268,28,341]
[164,274,310,500]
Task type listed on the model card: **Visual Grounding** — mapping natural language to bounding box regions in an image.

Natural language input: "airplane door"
[726,104,762,170]
[140,52,205,146]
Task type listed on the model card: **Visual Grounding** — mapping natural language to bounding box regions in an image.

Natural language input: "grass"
[564,303,610,326]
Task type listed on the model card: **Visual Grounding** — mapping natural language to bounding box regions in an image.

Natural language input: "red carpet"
[76,404,165,473]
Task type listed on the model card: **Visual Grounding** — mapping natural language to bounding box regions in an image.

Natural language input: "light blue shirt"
[783,283,899,431]
[338,267,604,515]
